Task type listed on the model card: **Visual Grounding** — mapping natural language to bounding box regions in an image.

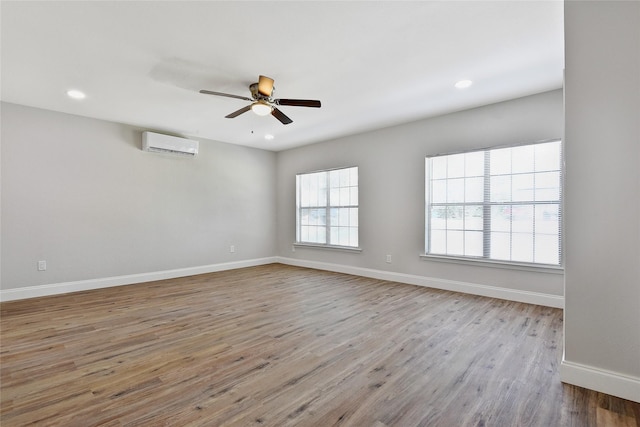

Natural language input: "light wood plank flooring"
[1,264,639,426]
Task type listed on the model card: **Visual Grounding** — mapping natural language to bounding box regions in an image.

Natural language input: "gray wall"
[276,90,564,297]
[1,102,277,290]
[564,0,640,385]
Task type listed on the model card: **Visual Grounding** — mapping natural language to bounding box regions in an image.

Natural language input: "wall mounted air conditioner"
[142,131,199,156]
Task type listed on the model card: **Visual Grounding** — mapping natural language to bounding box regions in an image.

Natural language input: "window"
[425,140,562,266]
[296,166,359,248]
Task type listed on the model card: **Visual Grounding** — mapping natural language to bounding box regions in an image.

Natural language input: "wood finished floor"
[1,264,639,426]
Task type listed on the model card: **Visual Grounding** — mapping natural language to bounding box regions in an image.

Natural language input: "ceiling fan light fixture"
[251,101,272,116]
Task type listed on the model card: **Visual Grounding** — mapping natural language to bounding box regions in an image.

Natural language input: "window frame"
[295,166,360,250]
[424,139,563,269]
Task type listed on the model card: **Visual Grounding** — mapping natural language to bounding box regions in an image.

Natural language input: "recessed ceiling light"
[264,134,275,140]
[454,80,473,89]
[66,89,86,99]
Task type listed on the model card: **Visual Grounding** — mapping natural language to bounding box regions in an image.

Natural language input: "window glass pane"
[350,187,358,205]
[330,208,339,226]
[535,172,560,201]
[340,187,350,206]
[465,205,483,230]
[339,169,350,187]
[447,153,465,178]
[314,172,326,203]
[350,167,358,186]
[512,145,535,173]
[465,151,484,177]
[309,173,319,206]
[491,206,511,232]
[330,226,339,245]
[535,141,561,172]
[512,233,533,262]
[329,170,340,188]
[432,180,447,203]
[490,175,511,202]
[431,156,447,179]
[329,188,340,205]
[316,208,326,226]
[318,189,327,206]
[308,226,318,243]
[490,147,511,175]
[447,230,464,255]
[349,227,358,247]
[447,178,464,203]
[431,206,447,229]
[300,175,310,207]
[535,204,559,234]
[318,174,327,206]
[319,172,328,189]
[535,234,559,265]
[339,227,350,246]
[332,169,349,187]
[300,208,310,225]
[465,177,484,202]
[491,232,511,260]
[512,173,534,202]
[349,208,359,227]
[339,208,349,226]
[430,230,446,254]
[512,205,534,233]
[464,231,483,257]
[301,226,309,242]
[447,206,464,230]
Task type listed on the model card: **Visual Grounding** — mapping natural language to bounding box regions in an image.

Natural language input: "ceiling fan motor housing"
[249,83,273,100]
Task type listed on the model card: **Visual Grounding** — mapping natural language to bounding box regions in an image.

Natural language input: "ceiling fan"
[199,75,321,125]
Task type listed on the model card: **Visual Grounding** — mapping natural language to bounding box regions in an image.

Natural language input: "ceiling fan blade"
[200,90,252,102]
[258,75,275,97]
[272,108,293,125]
[225,105,252,118]
[276,99,321,108]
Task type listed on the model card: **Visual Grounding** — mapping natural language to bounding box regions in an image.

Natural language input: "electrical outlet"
[38,260,47,271]
[386,254,392,263]
[230,245,235,253]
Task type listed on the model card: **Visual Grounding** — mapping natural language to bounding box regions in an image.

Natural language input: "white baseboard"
[0,257,278,302]
[276,257,564,308]
[561,359,640,403]
[3,257,564,308]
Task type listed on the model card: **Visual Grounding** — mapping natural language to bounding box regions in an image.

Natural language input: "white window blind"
[425,140,562,266]
[296,166,359,248]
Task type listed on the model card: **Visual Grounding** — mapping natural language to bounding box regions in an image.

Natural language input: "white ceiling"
[1,1,564,151]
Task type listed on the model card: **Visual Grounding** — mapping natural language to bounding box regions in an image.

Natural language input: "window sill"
[419,254,564,274]
[293,242,363,253]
